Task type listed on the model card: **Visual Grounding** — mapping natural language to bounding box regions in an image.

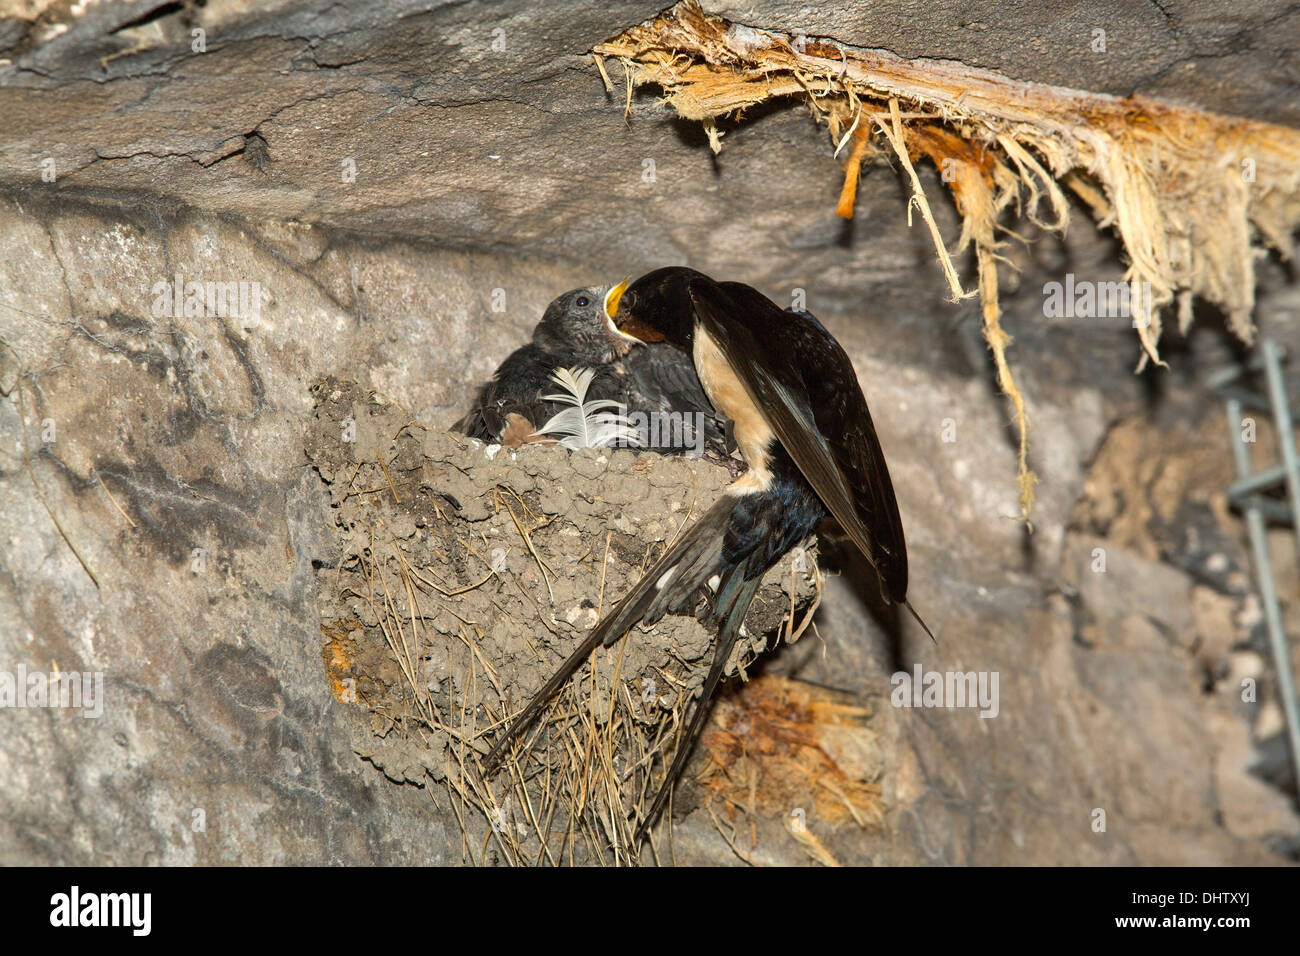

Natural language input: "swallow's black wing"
[690,279,908,603]
[450,383,509,442]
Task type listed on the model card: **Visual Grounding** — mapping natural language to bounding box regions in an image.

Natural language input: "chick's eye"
[575,296,590,308]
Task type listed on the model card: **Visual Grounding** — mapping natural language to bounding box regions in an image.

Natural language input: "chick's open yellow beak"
[604,278,629,320]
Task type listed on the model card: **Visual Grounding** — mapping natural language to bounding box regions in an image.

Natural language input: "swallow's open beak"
[601,278,640,355]
[604,278,629,320]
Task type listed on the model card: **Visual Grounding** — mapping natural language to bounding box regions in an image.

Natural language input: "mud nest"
[305,377,827,864]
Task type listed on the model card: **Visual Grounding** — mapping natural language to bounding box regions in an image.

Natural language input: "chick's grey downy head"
[533,282,638,364]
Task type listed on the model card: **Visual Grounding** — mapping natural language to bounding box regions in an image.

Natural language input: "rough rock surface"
[1,0,1298,864]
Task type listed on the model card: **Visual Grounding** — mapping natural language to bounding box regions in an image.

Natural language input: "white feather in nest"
[533,367,643,450]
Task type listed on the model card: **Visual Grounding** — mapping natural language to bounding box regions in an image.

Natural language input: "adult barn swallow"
[453,283,728,455]
[484,266,931,841]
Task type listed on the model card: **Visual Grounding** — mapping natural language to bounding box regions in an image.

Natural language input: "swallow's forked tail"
[903,598,938,644]
[481,495,736,772]
[633,573,761,843]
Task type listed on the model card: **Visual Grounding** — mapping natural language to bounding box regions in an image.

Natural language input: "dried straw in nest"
[593,0,1300,522]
